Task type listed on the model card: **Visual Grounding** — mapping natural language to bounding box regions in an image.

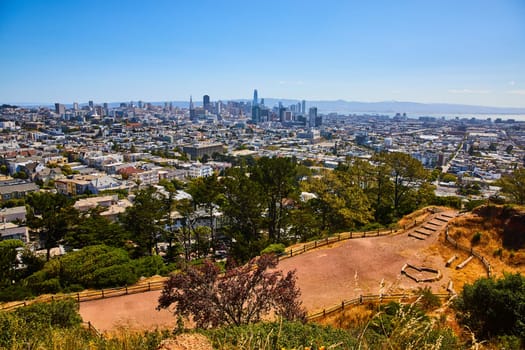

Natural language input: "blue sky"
[1,0,524,107]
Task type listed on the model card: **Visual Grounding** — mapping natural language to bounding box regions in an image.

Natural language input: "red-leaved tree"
[157,254,306,328]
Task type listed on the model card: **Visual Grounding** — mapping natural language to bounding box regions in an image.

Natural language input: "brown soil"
[278,210,458,313]
[79,290,176,333]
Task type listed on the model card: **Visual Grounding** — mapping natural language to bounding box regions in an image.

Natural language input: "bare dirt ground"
[79,209,458,332]
[79,290,176,333]
[278,210,458,313]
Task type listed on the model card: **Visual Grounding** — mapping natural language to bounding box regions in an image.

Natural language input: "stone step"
[415,229,432,236]
[408,232,427,240]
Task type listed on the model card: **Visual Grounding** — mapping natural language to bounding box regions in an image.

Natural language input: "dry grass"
[397,206,449,227]
[315,303,376,330]
[444,211,525,278]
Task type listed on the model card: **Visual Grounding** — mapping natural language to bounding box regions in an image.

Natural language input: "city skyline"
[1,0,524,107]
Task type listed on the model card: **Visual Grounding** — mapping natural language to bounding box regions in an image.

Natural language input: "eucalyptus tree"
[378,152,428,218]
[301,170,372,233]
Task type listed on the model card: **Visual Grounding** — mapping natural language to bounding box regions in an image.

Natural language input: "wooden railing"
[82,321,103,337]
[307,292,451,322]
[444,228,492,277]
[0,280,167,312]
[279,219,423,260]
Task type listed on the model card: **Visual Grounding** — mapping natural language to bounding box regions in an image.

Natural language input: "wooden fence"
[444,228,492,277]
[82,321,103,338]
[279,219,422,261]
[0,280,167,312]
[307,292,451,322]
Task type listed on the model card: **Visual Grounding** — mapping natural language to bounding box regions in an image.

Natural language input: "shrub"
[454,273,525,340]
[0,284,33,302]
[471,232,482,245]
[37,278,62,294]
[14,299,82,329]
[416,286,441,311]
[134,255,169,277]
[260,243,286,255]
[493,248,503,258]
[27,244,141,291]
[90,264,138,288]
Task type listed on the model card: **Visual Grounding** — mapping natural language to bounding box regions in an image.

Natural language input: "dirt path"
[278,210,457,312]
[79,210,457,331]
[79,290,176,332]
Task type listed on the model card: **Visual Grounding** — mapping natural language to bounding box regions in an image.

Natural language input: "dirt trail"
[278,210,457,312]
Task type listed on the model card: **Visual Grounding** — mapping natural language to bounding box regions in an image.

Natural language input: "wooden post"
[77,293,80,302]
[342,301,345,310]
[125,285,128,295]
[303,245,306,253]
[101,289,104,298]
[290,250,292,257]
[148,282,151,291]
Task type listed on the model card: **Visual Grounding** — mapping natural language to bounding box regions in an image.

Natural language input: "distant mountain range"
[10,99,525,116]
[259,99,525,115]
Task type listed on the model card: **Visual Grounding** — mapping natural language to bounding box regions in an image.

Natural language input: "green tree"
[0,239,23,287]
[497,168,525,205]
[12,170,28,179]
[192,226,212,259]
[122,186,169,257]
[188,174,222,255]
[61,164,73,176]
[26,192,78,261]
[221,166,265,262]
[251,157,299,242]
[287,204,321,242]
[26,245,138,290]
[302,170,372,233]
[64,208,129,249]
[379,152,427,217]
[175,198,197,262]
[454,273,525,342]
